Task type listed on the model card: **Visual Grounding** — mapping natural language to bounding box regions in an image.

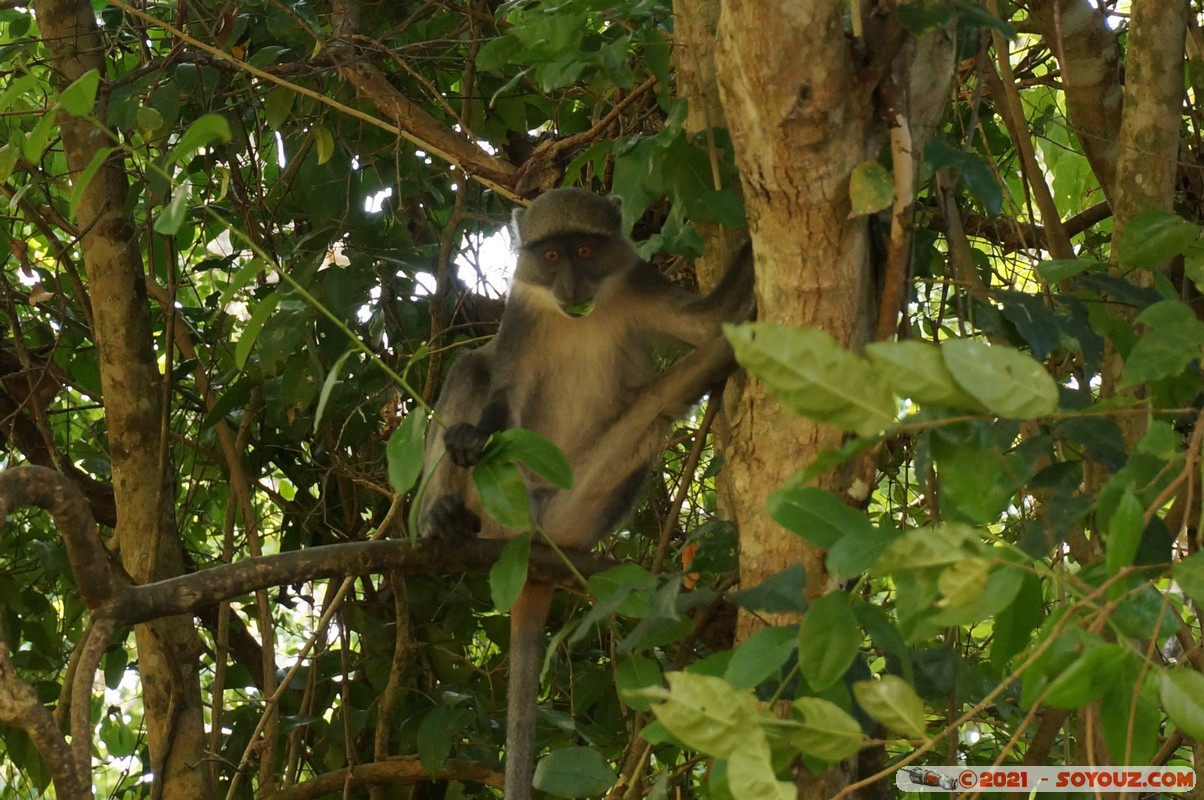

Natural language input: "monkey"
[418,187,754,800]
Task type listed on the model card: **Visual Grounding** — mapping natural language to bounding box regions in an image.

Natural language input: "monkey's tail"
[504,580,554,800]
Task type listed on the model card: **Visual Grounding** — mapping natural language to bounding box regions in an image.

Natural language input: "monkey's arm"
[701,241,756,321]
[629,243,755,347]
[444,394,510,467]
[419,347,494,539]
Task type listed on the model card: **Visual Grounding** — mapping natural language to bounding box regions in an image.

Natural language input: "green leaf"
[788,697,865,763]
[932,561,1025,627]
[314,124,335,165]
[386,410,428,495]
[68,146,115,221]
[1116,209,1200,268]
[924,138,1002,216]
[997,290,1061,359]
[616,655,663,712]
[23,110,58,163]
[727,734,794,800]
[797,593,860,691]
[990,572,1044,669]
[1120,300,1204,388]
[931,424,1019,524]
[1159,669,1204,740]
[235,292,280,369]
[865,340,974,408]
[314,350,353,434]
[766,487,876,548]
[852,675,926,738]
[879,524,982,571]
[936,557,990,609]
[1105,490,1143,574]
[166,113,232,168]
[587,564,656,618]
[0,146,18,185]
[1037,258,1106,283]
[136,106,165,139]
[1172,551,1204,607]
[416,706,455,772]
[98,714,137,757]
[650,672,760,757]
[489,533,531,613]
[264,86,296,130]
[727,564,808,614]
[725,626,797,690]
[59,69,101,116]
[0,74,38,113]
[942,339,1058,418]
[1100,660,1161,765]
[533,746,616,798]
[1043,643,1127,709]
[217,255,268,313]
[487,428,572,489]
[848,160,893,217]
[826,524,894,578]
[726,323,897,437]
[473,458,531,531]
[153,180,191,235]
[102,648,129,690]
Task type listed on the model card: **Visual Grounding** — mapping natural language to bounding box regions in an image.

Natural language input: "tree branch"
[263,756,502,799]
[0,623,87,799]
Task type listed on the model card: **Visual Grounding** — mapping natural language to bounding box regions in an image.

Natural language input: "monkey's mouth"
[563,300,595,318]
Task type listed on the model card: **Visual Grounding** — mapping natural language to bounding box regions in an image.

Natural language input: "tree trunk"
[35,1,215,797]
[1106,0,1187,442]
[715,0,876,624]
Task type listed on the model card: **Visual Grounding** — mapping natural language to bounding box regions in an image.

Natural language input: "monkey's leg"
[504,581,554,800]
[540,336,738,542]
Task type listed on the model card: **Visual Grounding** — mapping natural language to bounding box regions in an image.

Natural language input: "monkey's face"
[515,234,627,317]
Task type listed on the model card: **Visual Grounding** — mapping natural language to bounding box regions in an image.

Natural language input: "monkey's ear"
[608,196,623,213]
[511,207,526,246]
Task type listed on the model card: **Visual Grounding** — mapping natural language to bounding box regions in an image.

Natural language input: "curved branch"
[0,623,87,799]
[0,465,122,607]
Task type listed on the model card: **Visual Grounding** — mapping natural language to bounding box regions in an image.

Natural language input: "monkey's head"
[511,188,639,317]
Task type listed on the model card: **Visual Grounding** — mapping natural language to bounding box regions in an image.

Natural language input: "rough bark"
[1106,0,1187,441]
[1027,0,1123,204]
[716,0,877,625]
[33,1,214,796]
[1111,0,1187,235]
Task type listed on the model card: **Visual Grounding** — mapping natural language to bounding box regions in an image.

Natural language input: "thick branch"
[0,624,87,799]
[332,56,518,195]
[983,6,1075,260]
[326,0,518,197]
[109,538,613,625]
[1027,0,1123,203]
[0,466,121,607]
[1111,0,1187,236]
[263,756,502,800]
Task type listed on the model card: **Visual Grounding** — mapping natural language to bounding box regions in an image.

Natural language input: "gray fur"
[417,187,754,800]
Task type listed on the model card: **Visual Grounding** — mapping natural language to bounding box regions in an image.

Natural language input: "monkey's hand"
[444,423,490,467]
[421,494,481,542]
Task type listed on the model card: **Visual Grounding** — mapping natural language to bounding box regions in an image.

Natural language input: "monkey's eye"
[576,244,593,259]
[542,249,561,264]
